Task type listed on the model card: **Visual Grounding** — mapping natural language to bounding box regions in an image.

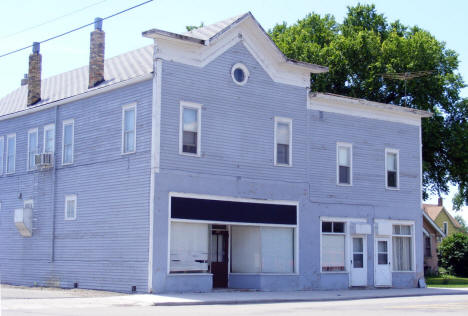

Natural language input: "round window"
[231,63,249,85]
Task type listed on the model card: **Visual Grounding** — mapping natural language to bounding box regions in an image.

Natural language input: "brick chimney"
[27,42,41,106]
[88,17,105,88]
[438,197,443,206]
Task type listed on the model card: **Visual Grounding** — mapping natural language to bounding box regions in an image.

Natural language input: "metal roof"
[0,45,153,118]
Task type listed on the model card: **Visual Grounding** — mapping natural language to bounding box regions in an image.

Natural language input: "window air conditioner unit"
[14,208,33,237]
[35,153,53,170]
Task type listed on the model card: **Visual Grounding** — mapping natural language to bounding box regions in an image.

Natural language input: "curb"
[152,290,468,306]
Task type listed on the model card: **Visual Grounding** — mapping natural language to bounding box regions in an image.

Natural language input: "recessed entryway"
[210,225,229,288]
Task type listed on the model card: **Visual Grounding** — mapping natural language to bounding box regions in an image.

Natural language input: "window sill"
[229,273,298,276]
[386,187,400,191]
[62,162,74,166]
[179,152,201,158]
[337,183,352,187]
[167,273,212,276]
[274,163,292,168]
[320,271,348,274]
[121,151,136,156]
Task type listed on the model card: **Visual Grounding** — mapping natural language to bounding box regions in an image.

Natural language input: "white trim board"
[169,192,299,206]
[148,57,162,293]
[145,15,322,87]
[309,93,431,126]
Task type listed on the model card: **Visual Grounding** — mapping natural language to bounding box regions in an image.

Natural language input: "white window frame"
[23,199,34,209]
[0,136,4,175]
[443,221,448,235]
[320,220,347,273]
[231,63,250,86]
[62,119,74,165]
[27,128,39,171]
[336,142,352,186]
[64,194,77,220]
[43,123,55,154]
[385,148,399,190]
[6,133,16,174]
[121,103,137,155]
[319,217,367,274]
[391,223,415,272]
[179,101,202,157]
[274,117,292,167]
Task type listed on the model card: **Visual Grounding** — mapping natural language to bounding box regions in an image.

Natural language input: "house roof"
[423,203,461,228]
[0,45,153,119]
[422,209,445,237]
[142,12,329,73]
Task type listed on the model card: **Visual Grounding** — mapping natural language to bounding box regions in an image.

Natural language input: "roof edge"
[142,12,329,74]
[0,74,152,122]
[311,92,433,118]
[142,29,206,45]
[423,211,446,237]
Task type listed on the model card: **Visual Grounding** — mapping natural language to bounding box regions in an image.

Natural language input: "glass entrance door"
[210,225,229,288]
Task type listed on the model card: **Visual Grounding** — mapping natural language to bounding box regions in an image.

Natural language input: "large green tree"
[269,4,468,208]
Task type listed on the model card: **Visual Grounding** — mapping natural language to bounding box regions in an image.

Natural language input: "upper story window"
[24,199,34,209]
[321,221,346,272]
[65,194,77,220]
[385,148,399,189]
[43,124,55,153]
[274,117,292,166]
[62,119,74,165]
[122,104,136,154]
[6,133,16,174]
[231,63,249,86]
[0,136,4,175]
[180,102,201,156]
[337,143,352,185]
[443,221,448,235]
[27,128,38,171]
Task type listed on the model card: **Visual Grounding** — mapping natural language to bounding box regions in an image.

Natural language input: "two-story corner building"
[0,13,431,293]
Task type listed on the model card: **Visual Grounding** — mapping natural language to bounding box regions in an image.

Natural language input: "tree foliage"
[438,232,468,276]
[455,215,468,234]
[269,4,467,208]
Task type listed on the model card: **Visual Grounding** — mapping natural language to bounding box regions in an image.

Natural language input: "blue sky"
[0,0,466,220]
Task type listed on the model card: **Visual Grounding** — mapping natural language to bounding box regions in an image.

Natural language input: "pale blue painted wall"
[152,42,423,292]
[0,80,152,293]
[0,40,423,294]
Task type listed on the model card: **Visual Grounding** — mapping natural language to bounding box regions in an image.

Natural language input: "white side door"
[350,236,367,286]
[375,237,392,287]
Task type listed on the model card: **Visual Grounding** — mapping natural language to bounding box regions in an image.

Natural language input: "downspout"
[50,105,58,262]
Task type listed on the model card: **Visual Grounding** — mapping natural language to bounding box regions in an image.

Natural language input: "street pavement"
[1,285,468,316]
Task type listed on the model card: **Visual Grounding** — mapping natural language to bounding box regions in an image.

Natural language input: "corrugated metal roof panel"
[0,45,153,118]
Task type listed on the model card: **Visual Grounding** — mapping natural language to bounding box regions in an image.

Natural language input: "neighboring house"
[422,209,445,274]
[0,13,432,293]
[423,199,463,237]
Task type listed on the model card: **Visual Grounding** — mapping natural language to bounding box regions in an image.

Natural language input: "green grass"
[426,275,468,288]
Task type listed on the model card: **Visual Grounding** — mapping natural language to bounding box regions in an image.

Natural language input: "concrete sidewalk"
[2,284,468,309]
[144,287,468,306]
[1,285,468,309]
